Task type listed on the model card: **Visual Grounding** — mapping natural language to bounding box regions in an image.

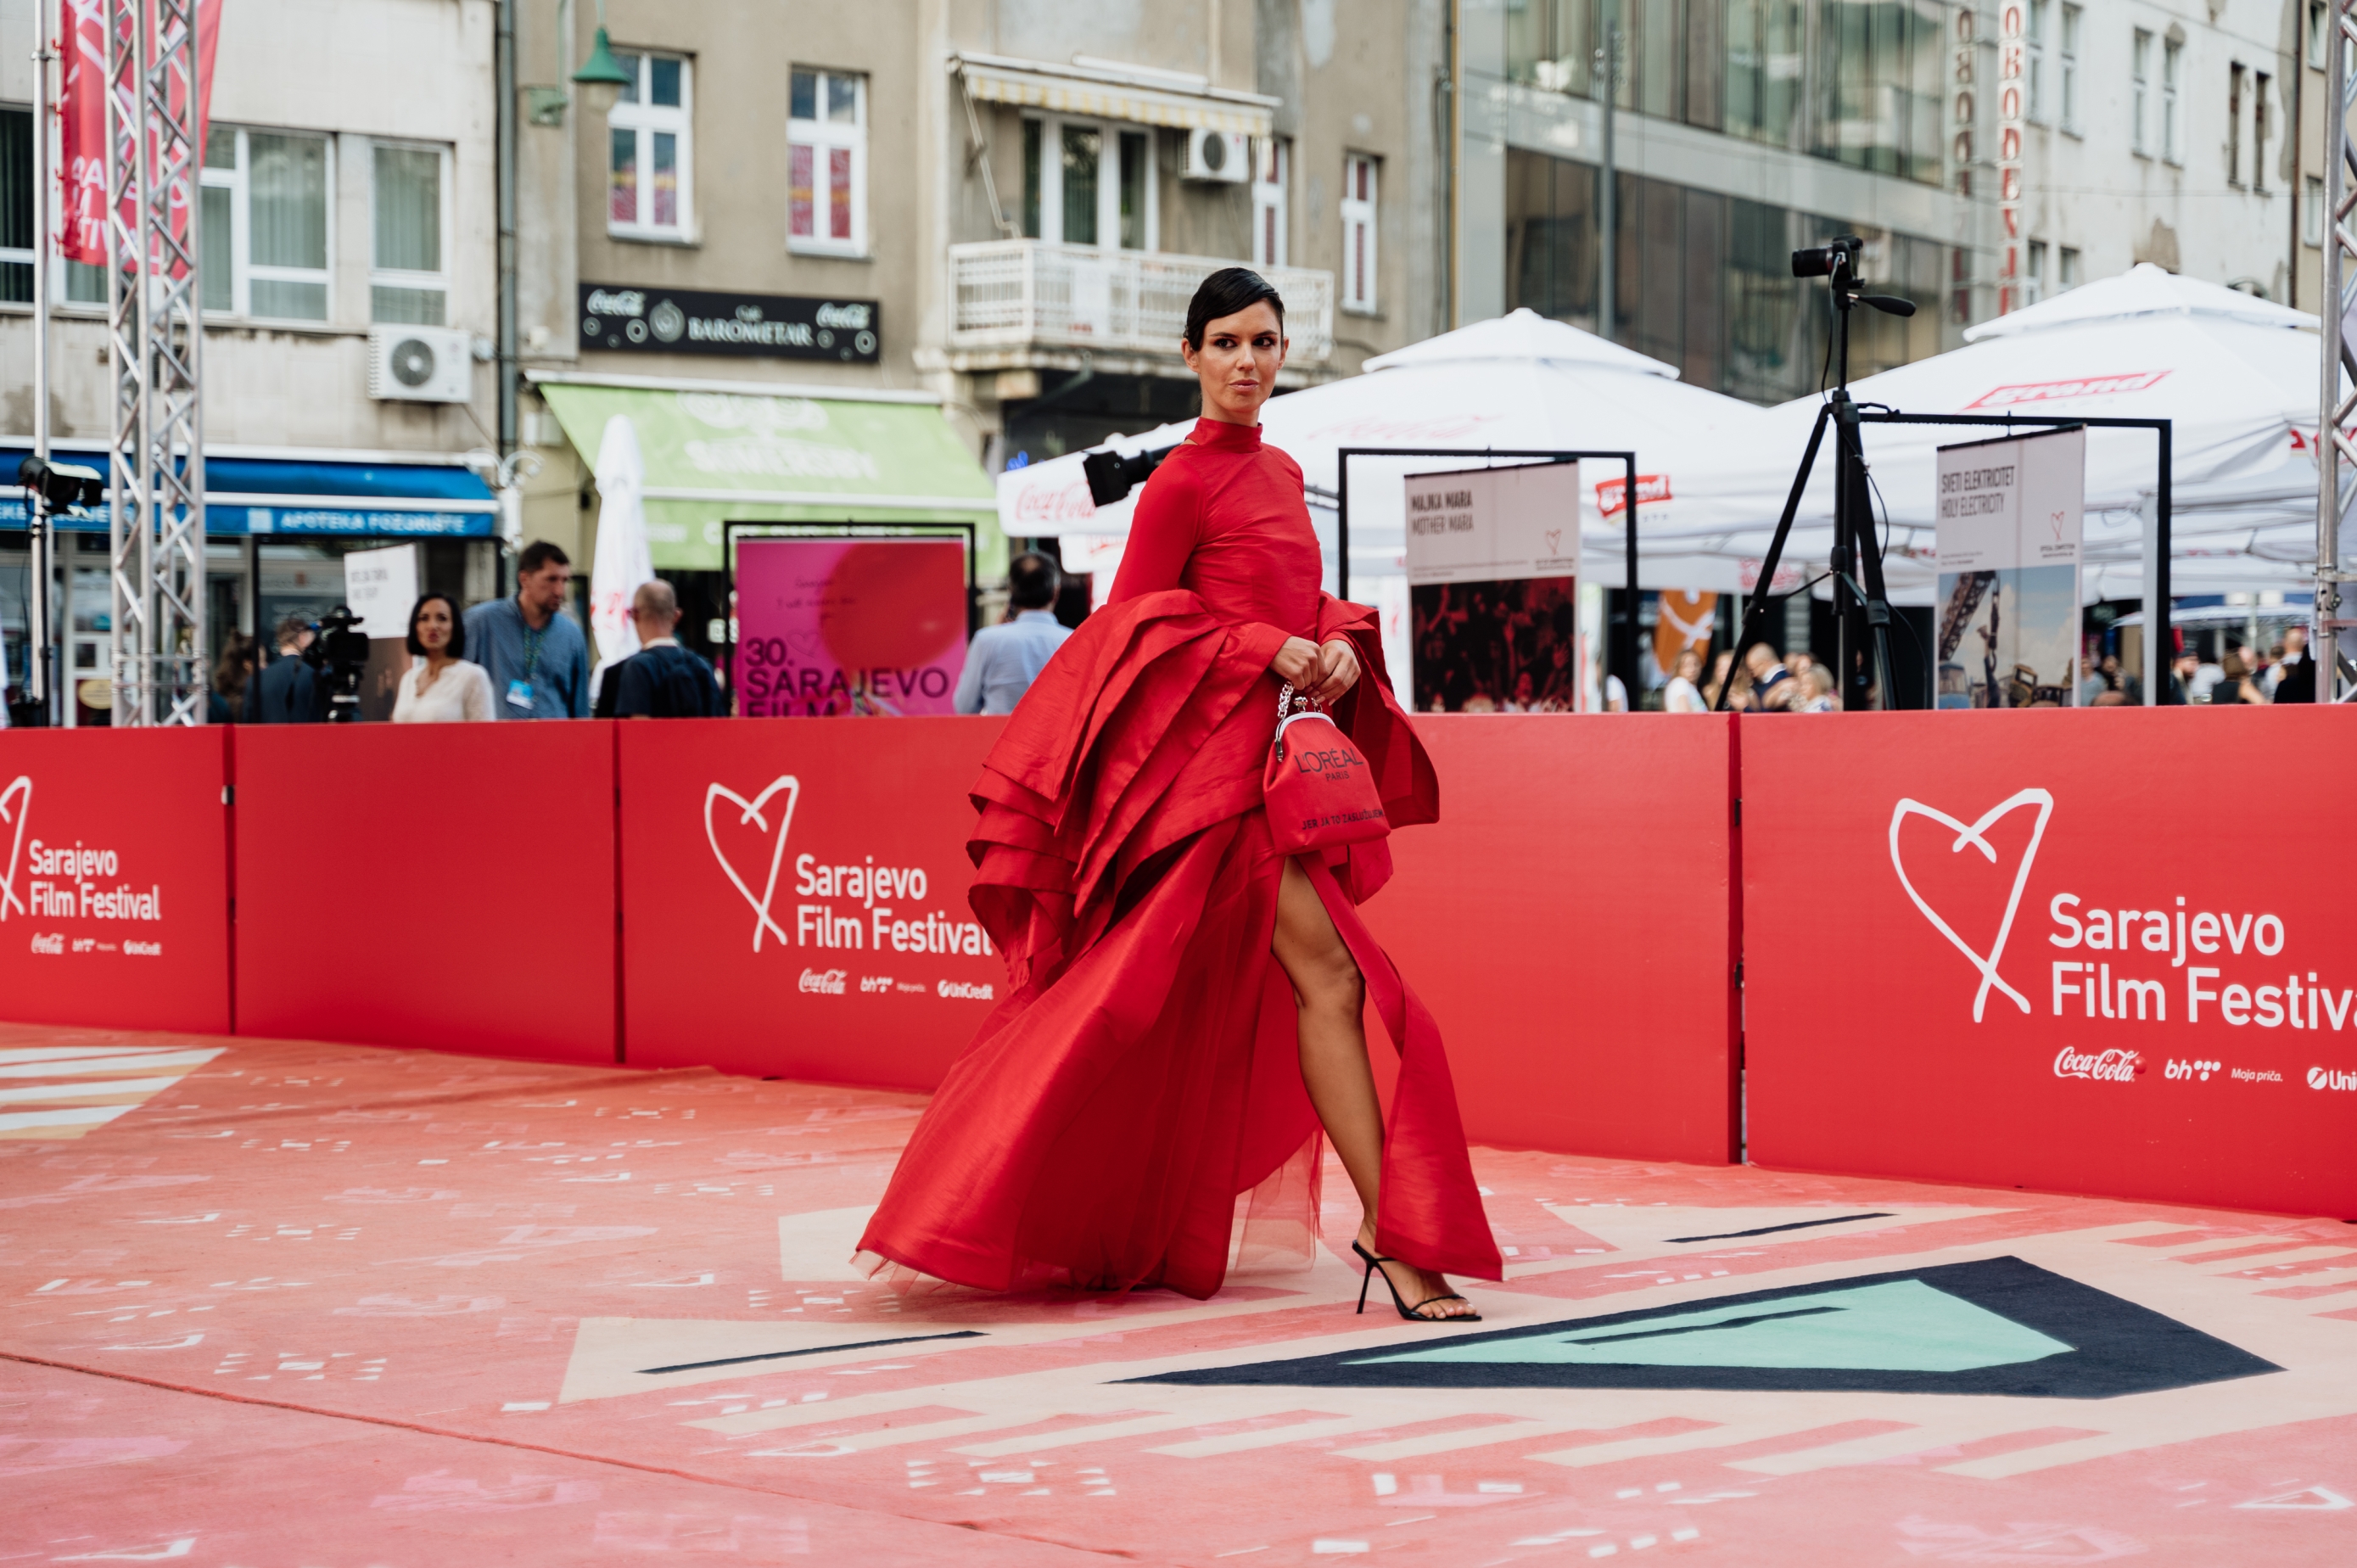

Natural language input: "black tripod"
[1716,237,1917,712]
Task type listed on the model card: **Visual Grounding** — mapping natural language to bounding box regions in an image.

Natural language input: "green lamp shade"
[572,26,631,87]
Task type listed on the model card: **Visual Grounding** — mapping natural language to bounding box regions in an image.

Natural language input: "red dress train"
[856,417,1502,1298]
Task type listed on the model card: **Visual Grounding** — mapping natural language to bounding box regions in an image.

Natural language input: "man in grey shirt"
[955,552,1072,716]
[463,540,591,719]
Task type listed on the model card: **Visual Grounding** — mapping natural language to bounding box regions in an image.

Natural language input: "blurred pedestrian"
[1794,664,1838,712]
[1744,642,1794,710]
[954,552,1071,716]
[2076,656,2108,706]
[248,614,322,724]
[1663,647,1709,712]
[593,580,724,719]
[208,631,258,724]
[2214,651,2265,705]
[2270,626,2314,703]
[392,593,495,723]
[465,540,589,719]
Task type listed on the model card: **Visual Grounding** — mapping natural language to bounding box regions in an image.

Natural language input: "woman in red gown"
[858,270,1500,1319]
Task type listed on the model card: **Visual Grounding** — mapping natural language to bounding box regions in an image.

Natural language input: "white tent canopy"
[1668,265,2335,603]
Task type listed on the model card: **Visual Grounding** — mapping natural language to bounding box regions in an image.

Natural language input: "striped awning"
[954,51,1278,137]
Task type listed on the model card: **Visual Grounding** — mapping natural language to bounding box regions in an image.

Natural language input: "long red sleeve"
[1106,423,1307,673]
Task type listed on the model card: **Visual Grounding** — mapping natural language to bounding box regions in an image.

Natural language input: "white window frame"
[2228,64,2244,189]
[201,125,336,323]
[2059,5,2080,132]
[1252,135,1288,269]
[0,108,31,279]
[2162,38,2182,165]
[2026,0,2048,124]
[2026,239,2048,305]
[787,68,867,258]
[368,138,451,323]
[2308,174,2326,247]
[2058,246,2080,289]
[2253,70,2270,193]
[607,51,696,243]
[2131,31,2152,157]
[2312,2,2330,70]
[1022,113,1157,252]
[1341,152,1378,315]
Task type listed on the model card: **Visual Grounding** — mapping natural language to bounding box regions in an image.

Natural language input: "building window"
[1724,1,1803,149]
[608,52,692,240]
[1341,153,1378,314]
[200,126,333,321]
[1019,115,1154,250]
[371,143,447,324]
[2058,247,2080,289]
[2026,239,2048,305]
[2131,31,2152,156]
[2027,0,2048,123]
[2163,39,2182,164]
[2313,2,2330,70]
[2060,5,2081,131]
[788,69,865,256]
[2228,65,2244,188]
[0,107,31,304]
[1253,136,1288,268]
[2253,72,2270,193]
[2309,176,2327,247]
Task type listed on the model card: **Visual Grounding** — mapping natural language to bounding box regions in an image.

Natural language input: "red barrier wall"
[0,727,231,1033]
[232,724,619,1065]
[1744,708,2357,1218]
[617,717,1008,1087]
[1363,715,1740,1164]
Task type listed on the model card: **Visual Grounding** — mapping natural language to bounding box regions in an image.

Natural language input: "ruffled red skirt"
[856,590,1502,1298]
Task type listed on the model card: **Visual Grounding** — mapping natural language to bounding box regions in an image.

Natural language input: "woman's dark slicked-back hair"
[1184,266,1285,350]
[406,592,465,659]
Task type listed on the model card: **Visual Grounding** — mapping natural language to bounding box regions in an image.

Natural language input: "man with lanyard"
[462,540,591,719]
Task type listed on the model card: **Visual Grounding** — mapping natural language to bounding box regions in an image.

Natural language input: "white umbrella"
[589,414,655,695]
[1671,265,2334,603]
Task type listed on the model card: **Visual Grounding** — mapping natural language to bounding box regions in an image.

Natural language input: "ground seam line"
[0,1349,1134,1560]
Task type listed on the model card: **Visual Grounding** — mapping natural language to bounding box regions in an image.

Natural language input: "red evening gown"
[856,417,1501,1299]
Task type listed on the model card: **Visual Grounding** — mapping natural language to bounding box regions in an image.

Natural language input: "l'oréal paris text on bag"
[1263,684,1391,856]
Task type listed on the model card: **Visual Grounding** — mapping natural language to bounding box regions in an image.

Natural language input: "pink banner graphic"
[58,0,222,271]
[734,538,968,718]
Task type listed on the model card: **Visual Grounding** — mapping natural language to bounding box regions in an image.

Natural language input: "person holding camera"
[247,615,323,724]
[391,593,495,723]
[463,540,591,719]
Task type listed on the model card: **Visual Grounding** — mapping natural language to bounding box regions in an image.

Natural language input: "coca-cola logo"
[798,967,848,995]
[2053,1046,2142,1083]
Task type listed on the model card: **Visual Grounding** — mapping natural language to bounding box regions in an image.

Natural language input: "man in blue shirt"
[955,552,1071,715]
[464,540,591,719]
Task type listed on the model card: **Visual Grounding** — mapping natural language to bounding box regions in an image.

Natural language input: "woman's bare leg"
[1271,857,1473,1319]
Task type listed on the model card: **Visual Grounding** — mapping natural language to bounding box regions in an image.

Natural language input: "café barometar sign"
[579,284,880,363]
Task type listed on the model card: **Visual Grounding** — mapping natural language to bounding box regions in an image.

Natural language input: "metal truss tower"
[2319,1,2357,701]
[104,0,207,725]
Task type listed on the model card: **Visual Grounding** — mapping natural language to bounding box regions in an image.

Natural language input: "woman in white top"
[1663,647,1710,713]
[390,593,495,723]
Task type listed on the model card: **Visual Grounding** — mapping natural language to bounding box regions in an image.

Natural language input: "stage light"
[15,456,105,513]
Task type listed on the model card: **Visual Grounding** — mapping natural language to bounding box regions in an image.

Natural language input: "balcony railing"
[948,240,1334,366]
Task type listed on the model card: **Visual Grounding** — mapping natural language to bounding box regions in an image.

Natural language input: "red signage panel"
[617,717,1009,1087]
[1744,708,2357,1218]
[0,727,230,1033]
[1363,714,1740,1164]
[233,724,618,1065]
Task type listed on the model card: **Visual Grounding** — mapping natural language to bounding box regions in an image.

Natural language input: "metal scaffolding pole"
[2320,1,2357,701]
[104,0,207,727]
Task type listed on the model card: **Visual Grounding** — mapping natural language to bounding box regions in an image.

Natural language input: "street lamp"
[572,0,632,116]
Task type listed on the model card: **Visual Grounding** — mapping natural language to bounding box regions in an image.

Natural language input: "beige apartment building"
[510,0,1448,652]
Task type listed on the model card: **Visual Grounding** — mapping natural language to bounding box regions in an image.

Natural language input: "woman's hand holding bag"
[1263,683,1391,855]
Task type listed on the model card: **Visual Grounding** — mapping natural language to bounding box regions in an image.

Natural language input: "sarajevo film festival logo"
[0,776,31,922]
[1888,787,2054,1022]
[704,776,799,952]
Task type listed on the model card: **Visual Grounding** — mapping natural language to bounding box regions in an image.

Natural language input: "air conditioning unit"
[1183,128,1249,183]
[367,324,473,404]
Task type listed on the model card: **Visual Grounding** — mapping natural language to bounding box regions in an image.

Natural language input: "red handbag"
[1263,683,1391,855]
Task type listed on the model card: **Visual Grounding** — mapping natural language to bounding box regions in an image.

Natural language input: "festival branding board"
[1744,708,2357,1218]
[733,538,967,717]
[615,718,1009,1087]
[0,728,230,1035]
[1934,427,2085,708]
[1403,462,1582,712]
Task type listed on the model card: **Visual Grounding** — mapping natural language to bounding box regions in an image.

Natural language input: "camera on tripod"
[301,605,372,722]
[1790,236,1863,281]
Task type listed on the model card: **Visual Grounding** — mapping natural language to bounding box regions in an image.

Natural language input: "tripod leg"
[1846,420,1902,710]
[1715,404,1833,712]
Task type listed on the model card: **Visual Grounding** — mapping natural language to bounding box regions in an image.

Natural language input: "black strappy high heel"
[1352,1240,1481,1323]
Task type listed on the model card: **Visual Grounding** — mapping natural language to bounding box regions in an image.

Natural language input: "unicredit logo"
[2054,1046,2141,1083]
[2308,1067,2357,1091]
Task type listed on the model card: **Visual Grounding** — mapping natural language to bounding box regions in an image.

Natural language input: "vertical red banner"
[56,0,221,271]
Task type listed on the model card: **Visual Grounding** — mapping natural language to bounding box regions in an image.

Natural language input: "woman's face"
[415,599,453,655]
[1183,300,1286,425]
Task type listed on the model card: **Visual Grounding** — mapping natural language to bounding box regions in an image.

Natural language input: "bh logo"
[2165,1059,2221,1083]
[1888,787,2052,1022]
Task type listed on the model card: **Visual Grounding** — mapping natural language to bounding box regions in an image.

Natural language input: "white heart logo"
[1887,787,2053,1022]
[0,776,31,922]
[704,776,799,952]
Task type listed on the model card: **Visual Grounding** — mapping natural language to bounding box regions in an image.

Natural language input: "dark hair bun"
[1184,266,1285,350]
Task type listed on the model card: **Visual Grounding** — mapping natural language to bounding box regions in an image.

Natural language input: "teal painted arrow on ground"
[1350,1280,2073,1374]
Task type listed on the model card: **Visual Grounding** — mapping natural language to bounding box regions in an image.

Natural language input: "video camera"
[301,605,372,722]
[14,456,107,514]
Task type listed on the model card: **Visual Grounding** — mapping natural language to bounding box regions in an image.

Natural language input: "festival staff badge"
[1888,788,2053,1022]
[704,776,799,952]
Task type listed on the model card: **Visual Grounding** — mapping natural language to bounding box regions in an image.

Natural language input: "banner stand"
[721,521,977,716]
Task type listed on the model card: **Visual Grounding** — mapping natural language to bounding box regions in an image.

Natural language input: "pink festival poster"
[734,538,968,716]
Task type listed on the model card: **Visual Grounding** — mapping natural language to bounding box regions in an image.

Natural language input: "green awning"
[535,381,1003,575]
